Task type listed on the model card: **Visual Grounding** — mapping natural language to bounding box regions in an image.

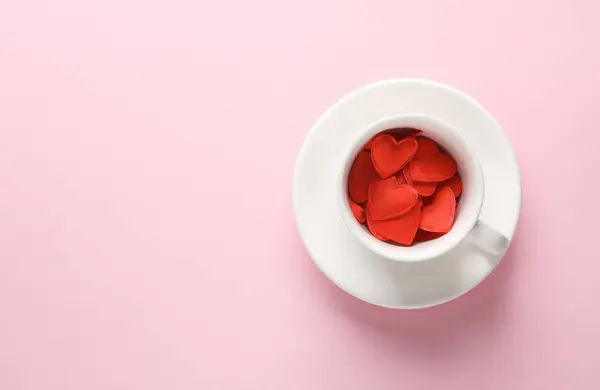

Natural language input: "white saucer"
[292,79,521,309]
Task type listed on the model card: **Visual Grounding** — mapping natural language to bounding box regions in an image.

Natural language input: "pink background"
[1,1,599,389]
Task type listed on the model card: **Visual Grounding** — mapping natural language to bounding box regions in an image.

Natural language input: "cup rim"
[338,114,484,262]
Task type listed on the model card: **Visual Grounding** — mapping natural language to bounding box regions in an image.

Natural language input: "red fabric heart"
[414,137,439,159]
[367,177,419,221]
[410,152,457,182]
[402,166,437,197]
[420,186,456,233]
[367,201,422,245]
[366,210,390,242]
[440,174,462,197]
[348,151,379,203]
[370,134,418,178]
[350,201,365,223]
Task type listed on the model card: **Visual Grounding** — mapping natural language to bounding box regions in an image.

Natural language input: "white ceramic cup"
[338,114,509,262]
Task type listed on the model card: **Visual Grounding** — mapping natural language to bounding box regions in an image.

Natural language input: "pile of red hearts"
[348,129,463,246]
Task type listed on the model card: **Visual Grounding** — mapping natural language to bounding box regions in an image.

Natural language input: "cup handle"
[467,220,510,256]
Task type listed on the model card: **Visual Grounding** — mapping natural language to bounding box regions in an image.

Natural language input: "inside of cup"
[340,114,483,261]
